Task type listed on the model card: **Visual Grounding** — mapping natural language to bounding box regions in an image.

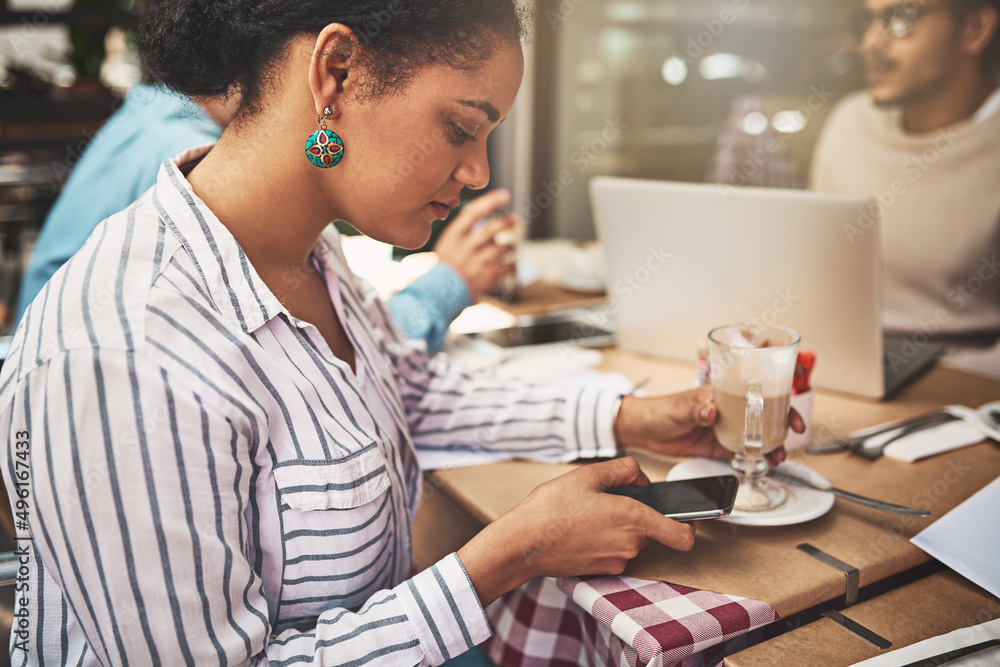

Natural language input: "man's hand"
[434,189,521,302]
[615,385,803,465]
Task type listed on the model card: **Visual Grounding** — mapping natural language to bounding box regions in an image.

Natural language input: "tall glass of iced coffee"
[708,323,800,511]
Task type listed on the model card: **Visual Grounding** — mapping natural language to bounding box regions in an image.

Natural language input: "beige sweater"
[811,91,1000,341]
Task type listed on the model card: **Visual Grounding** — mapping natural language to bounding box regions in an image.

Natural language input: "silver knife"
[769,471,931,517]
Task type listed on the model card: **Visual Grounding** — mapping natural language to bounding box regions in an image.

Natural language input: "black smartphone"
[608,476,739,521]
[476,318,613,348]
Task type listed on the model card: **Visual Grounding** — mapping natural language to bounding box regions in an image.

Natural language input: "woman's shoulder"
[12,192,213,372]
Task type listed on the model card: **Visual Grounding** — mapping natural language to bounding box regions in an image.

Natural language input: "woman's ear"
[960,4,999,58]
[308,24,360,118]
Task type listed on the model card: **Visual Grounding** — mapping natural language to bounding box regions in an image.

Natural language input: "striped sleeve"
[6,348,487,666]
[391,344,620,463]
[269,554,488,667]
[325,233,619,463]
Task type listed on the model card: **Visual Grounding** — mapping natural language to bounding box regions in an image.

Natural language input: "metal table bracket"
[822,609,892,649]
[797,543,860,607]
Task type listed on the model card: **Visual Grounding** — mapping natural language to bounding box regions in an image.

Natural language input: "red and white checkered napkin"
[485,575,778,667]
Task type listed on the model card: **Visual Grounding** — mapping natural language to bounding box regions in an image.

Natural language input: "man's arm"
[389,263,470,355]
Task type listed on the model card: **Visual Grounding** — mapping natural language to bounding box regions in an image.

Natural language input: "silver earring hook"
[317,106,333,131]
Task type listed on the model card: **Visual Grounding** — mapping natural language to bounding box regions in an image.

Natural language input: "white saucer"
[557,272,606,294]
[666,459,835,527]
[976,400,1000,443]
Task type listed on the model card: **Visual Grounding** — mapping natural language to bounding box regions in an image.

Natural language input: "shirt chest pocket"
[273,444,391,511]
[271,445,397,623]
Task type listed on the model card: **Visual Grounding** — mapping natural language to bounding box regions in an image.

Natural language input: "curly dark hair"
[947,0,1000,77]
[139,0,528,115]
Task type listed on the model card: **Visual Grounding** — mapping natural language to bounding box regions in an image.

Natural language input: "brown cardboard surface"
[725,570,1000,667]
[429,352,1000,619]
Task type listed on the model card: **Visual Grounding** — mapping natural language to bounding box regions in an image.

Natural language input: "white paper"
[911,476,1000,599]
[850,618,1000,666]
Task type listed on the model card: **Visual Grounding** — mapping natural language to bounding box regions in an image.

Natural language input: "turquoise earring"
[305,106,345,169]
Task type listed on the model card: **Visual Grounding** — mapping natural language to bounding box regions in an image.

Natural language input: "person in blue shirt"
[16,83,515,354]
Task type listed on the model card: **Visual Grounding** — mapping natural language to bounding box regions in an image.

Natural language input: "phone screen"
[608,476,739,521]
[476,320,613,348]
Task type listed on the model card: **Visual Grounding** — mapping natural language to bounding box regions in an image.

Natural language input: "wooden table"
[412,348,1000,659]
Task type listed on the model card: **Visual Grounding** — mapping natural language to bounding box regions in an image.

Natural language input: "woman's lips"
[430,200,460,220]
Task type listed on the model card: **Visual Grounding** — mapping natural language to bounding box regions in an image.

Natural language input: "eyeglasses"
[850,2,950,39]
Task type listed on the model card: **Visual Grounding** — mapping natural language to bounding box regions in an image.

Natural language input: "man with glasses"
[811,0,1000,376]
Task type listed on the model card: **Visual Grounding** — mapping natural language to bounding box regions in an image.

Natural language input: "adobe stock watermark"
[45,77,175,181]
[522,462,626,566]
[586,244,671,322]
[947,253,998,311]
[673,0,751,64]
[547,245,668,362]
[844,126,959,244]
[716,84,833,201]
[5,0,65,57]
[862,456,970,564]
[885,254,997,373]
[353,9,393,45]
[549,244,670,362]
[388,71,504,187]
[545,0,589,30]
[522,116,628,223]
[746,288,801,329]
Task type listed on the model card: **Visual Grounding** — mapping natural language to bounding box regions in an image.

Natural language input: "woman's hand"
[615,385,803,464]
[456,457,695,607]
[434,189,520,302]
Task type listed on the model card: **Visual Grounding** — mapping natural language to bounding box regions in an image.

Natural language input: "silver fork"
[768,471,931,517]
[806,410,957,456]
[851,412,961,460]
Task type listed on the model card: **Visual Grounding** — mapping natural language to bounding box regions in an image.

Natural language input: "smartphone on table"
[475,316,614,348]
[608,475,739,521]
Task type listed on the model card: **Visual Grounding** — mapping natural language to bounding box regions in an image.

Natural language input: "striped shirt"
[0,146,619,666]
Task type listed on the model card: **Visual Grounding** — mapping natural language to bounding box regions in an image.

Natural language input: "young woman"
[0,1,774,664]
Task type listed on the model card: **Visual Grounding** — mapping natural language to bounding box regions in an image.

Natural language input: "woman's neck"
[186,118,337,281]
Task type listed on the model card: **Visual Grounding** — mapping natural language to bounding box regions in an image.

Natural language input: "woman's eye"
[447,120,477,145]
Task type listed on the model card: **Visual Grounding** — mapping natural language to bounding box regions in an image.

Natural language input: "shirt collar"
[154,145,287,333]
[880,85,1000,135]
[973,85,1000,123]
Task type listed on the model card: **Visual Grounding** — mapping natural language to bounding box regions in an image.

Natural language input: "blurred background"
[0,0,865,331]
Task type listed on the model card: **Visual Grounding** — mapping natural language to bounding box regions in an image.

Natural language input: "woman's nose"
[453,145,491,191]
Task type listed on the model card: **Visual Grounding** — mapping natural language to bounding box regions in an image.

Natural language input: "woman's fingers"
[470,213,516,248]
[451,189,511,235]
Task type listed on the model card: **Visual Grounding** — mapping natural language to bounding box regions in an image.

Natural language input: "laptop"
[588,176,942,399]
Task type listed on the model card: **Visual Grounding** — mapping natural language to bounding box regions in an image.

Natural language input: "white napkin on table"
[857,406,991,463]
